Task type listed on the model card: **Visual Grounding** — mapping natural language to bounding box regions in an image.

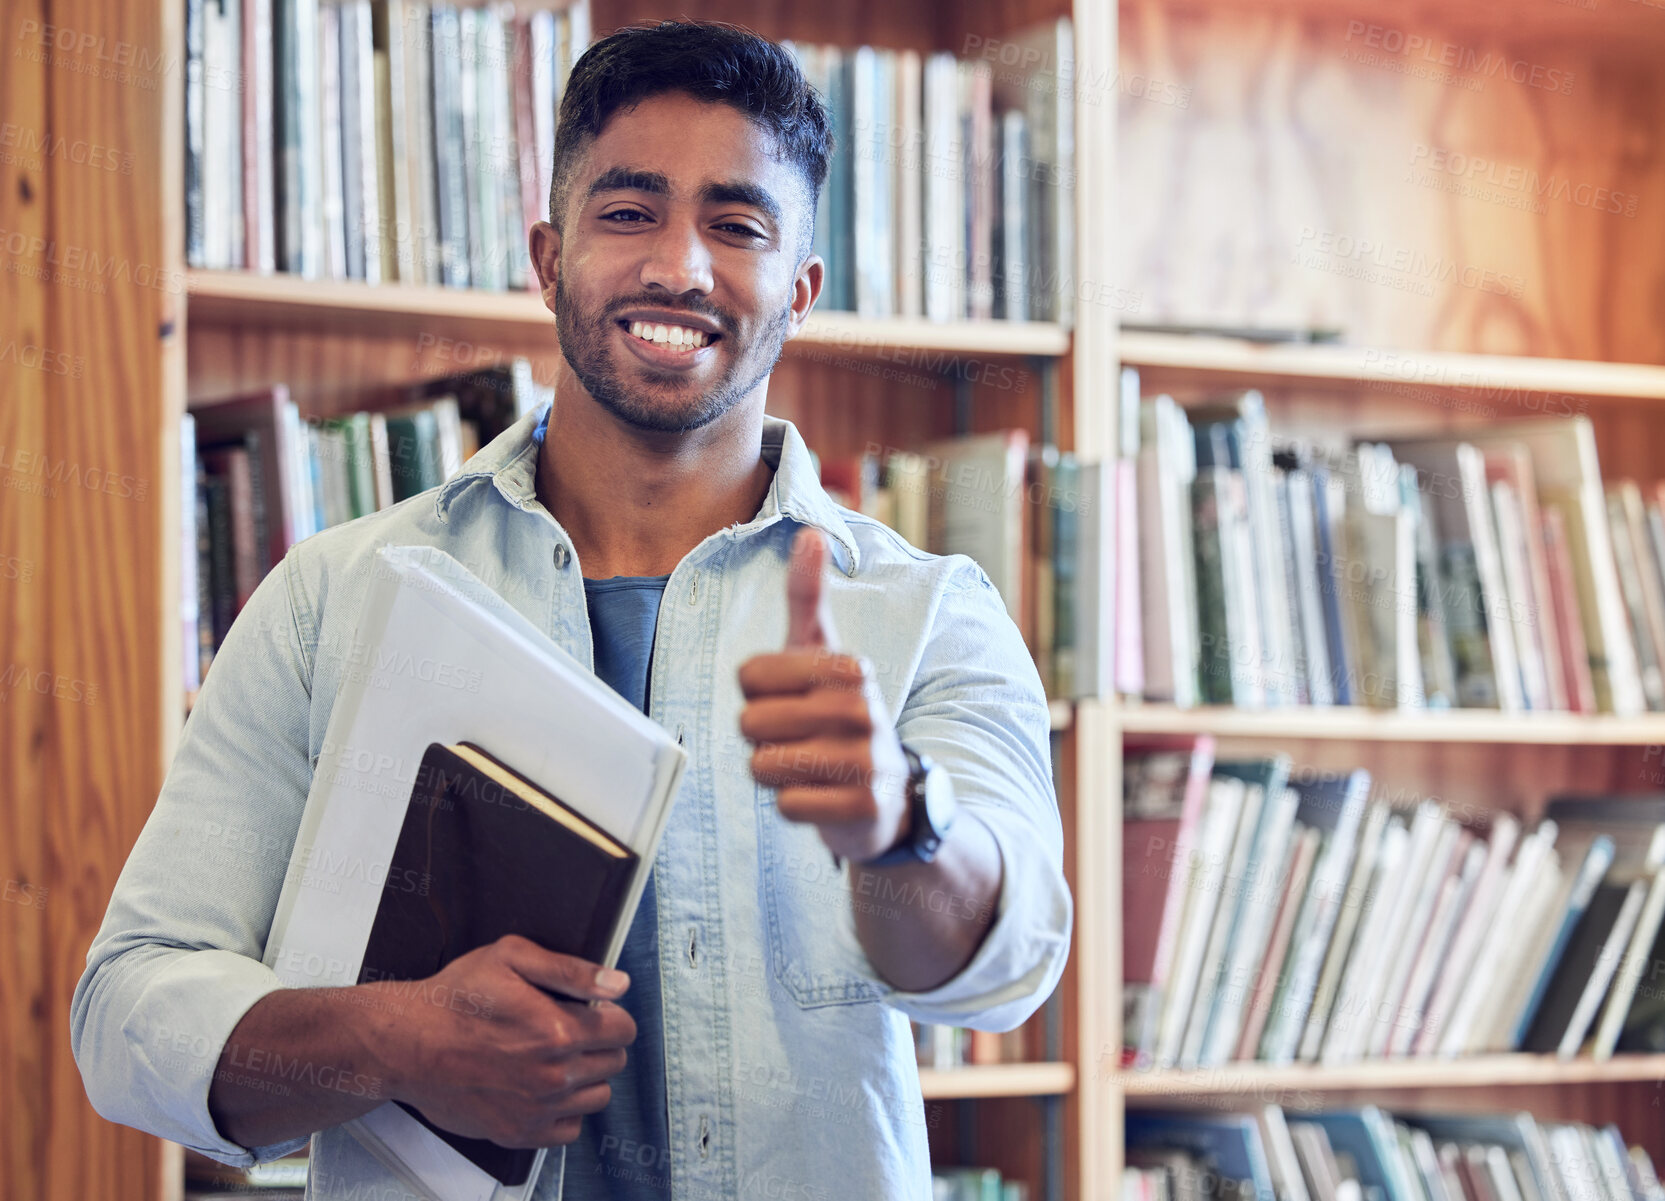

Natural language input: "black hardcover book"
[358,741,638,1186]
[1520,881,1631,1054]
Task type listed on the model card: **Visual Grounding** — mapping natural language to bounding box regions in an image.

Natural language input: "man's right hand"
[380,935,637,1149]
[208,935,636,1152]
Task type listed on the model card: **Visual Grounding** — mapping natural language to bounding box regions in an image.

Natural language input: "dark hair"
[549,21,832,253]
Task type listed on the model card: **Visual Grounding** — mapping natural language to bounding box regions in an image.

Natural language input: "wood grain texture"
[1118,0,1665,361]
[0,0,178,1197]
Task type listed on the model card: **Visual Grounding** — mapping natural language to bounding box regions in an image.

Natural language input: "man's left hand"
[738,529,911,864]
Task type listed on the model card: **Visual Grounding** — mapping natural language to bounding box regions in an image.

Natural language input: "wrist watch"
[860,745,956,867]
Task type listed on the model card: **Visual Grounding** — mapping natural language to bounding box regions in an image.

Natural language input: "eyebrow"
[585,166,783,226]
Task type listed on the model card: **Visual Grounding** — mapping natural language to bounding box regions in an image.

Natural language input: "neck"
[534,383,776,579]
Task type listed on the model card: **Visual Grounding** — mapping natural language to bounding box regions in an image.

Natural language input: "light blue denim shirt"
[71,407,1072,1200]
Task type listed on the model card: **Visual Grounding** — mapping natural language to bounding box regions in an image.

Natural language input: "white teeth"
[625,320,710,350]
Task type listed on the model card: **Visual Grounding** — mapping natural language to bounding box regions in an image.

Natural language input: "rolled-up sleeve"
[70,550,317,1165]
[881,559,1073,1031]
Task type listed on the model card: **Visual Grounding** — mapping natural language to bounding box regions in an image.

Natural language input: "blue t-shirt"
[561,574,672,1200]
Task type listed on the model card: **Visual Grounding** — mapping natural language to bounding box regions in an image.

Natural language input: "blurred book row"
[1123,1106,1660,1201]
[788,21,1074,323]
[1121,370,1657,715]
[1123,739,1665,1069]
[181,362,548,689]
[935,1168,1032,1201]
[186,0,590,287]
[184,0,1077,325]
[819,429,1106,701]
[912,1020,1033,1070]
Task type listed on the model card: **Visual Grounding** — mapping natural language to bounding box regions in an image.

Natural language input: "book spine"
[318,2,347,278]
[241,0,262,271]
[511,14,539,288]
[1114,458,1144,696]
[186,0,206,267]
[195,462,218,676]
[432,6,469,287]
[242,428,271,576]
[338,1,368,280]
[181,417,201,693]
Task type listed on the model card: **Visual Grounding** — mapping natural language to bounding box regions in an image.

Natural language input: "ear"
[529,221,562,314]
[782,253,824,341]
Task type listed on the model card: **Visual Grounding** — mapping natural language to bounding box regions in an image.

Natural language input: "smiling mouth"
[619,319,720,352]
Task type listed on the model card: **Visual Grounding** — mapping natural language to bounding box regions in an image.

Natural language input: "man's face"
[532,92,823,435]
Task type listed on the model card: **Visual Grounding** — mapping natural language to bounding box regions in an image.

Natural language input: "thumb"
[785,528,836,649]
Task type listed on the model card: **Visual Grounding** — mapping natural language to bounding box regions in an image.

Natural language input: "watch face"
[920,766,955,838]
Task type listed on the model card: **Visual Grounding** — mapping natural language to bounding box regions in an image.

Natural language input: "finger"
[539,1079,616,1120]
[512,1115,582,1149]
[532,1048,629,1102]
[495,935,629,1001]
[775,784,877,827]
[785,528,837,649]
[750,738,874,789]
[737,648,867,698]
[739,692,873,743]
[551,998,639,1054]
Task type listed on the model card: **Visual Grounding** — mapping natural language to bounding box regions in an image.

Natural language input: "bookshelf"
[20,0,1665,1200]
[6,0,1115,1199]
[1104,0,1665,1195]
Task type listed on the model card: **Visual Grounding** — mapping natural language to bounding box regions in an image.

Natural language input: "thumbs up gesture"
[739,529,912,864]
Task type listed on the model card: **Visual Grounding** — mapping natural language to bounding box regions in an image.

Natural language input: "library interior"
[7,0,1665,1199]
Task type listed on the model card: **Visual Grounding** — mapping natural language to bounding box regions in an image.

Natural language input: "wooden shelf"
[918,1062,1077,1100]
[185,270,1071,358]
[1119,331,1665,402]
[1115,703,1665,746]
[1116,1054,1665,1097]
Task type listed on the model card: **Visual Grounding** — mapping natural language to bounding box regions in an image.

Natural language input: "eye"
[717,223,765,240]
[601,209,650,224]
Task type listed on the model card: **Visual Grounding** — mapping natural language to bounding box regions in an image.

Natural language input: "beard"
[554,272,792,434]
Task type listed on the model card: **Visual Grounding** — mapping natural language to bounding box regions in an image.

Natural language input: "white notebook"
[262,544,688,1201]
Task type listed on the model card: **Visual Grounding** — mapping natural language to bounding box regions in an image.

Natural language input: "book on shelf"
[1125,392,1650,716]
[785,19,1074,324]
[186,362,550,684]
[191,0,591,288]
[263,545,687,1198]
[1122,1106,1662,1201]
[1122,737,1665,1067]
[818,428,1097,702]
[911,1020,1032,1070]
[1121,734,1217,1062]
[933,1167,1031,1201]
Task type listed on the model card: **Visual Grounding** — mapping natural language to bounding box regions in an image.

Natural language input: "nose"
[638,214,715,297]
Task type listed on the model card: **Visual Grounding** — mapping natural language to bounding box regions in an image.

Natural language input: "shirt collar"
[436,404,862,575]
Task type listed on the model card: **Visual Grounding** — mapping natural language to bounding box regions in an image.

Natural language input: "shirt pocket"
[756,786,886,1009]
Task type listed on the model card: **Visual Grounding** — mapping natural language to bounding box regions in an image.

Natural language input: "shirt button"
[553,544,569,569]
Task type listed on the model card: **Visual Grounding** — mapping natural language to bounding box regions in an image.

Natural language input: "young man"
[73,22,1070,1200]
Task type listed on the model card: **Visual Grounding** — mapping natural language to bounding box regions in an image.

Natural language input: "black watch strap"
[859,746,940,868]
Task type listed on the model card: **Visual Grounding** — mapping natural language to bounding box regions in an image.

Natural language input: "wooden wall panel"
[1118,0,1665,362]
[0,0,179,1197]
